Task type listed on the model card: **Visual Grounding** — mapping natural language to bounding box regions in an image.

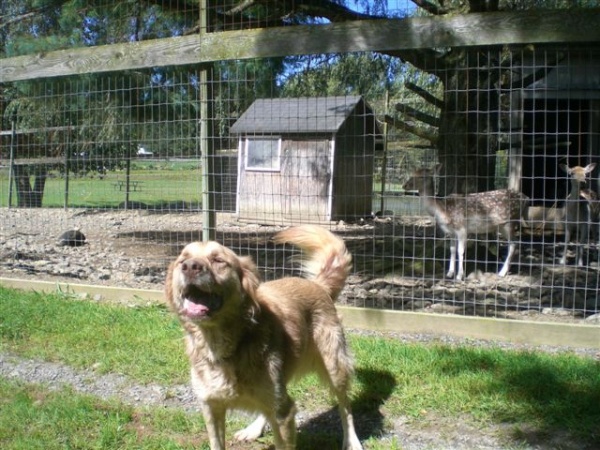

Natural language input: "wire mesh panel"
[1,1,599,328]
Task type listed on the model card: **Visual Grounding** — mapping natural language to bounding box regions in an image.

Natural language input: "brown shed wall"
[237,137,332,223]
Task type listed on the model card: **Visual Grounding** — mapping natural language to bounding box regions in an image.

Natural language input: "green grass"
[1,285,599,449]
[0,288,188,385]
[1,160,405,210]
[0,379,211,450]
[0,161,203,209]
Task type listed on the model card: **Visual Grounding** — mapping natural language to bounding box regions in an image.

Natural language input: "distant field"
[0,160,204,209]
[0,158,420,213]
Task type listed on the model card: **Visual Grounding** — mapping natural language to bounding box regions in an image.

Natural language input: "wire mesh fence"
[1,1,600,327]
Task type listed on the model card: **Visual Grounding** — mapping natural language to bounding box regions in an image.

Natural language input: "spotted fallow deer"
[559,163,597,266]
[403,164,529,281]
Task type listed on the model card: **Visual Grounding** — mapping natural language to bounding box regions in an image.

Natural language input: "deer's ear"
[559,164,569,174]
[585,163,597,173]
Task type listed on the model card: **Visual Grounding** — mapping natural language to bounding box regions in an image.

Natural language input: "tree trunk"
[436,49,500,196]
[13,165,47,207]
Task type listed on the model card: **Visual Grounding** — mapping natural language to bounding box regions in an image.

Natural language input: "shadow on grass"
[296,368,396,449]
[501,356,600,449]
[435,347,600,450]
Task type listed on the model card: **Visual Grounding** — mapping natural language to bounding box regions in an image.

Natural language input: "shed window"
[245,137,281,171]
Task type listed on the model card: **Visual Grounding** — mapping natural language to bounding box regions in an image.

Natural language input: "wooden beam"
[0,125,71,136]
[1,9,599,83]
[8,157,64,165]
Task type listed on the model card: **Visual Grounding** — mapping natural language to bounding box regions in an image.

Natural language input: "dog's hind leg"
[201,402,227,450]
[267,396,297,450]
[234,414,267,442]
[318,327,363,450]
[336,396,363,450]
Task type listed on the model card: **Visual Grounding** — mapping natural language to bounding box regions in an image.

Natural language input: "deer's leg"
[446,237,457,279]
[455,230,467,281]
[560,226,571,265]
[498,242,515,277]
[498,223,515,277]
[576,222,588,266]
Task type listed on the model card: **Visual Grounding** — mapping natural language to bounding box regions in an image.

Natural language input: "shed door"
[282,139,332,222]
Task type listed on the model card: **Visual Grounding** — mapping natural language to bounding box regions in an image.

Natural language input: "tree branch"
[0,1,69,30]
[383,114,438,144]
[384,49,451,73]
[506,50,565,90]
[405,82,444,109]
[410,0,448,16]
[395,103,440,127]
[292,0,384,21]
[221,0,384,23]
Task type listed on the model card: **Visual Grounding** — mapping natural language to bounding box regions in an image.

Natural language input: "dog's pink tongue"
[183,299,209,318]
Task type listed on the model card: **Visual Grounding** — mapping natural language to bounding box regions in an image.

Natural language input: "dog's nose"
[180,258,206,278]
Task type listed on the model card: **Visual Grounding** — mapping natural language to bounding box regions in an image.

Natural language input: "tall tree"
[205,0,587,194]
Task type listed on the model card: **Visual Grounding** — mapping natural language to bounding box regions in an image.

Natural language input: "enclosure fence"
[2,1,600,331]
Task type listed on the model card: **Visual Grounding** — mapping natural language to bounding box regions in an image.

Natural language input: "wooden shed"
[511,49,600,205]
[230,96,379,224]
[502,48,600,230]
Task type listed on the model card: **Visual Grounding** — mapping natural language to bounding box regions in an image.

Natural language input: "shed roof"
[230,95,367,134]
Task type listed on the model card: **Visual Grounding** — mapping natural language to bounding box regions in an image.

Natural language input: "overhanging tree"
[210,0,582,194]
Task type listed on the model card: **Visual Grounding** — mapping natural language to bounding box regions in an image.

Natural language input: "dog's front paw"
[234,415,267,442]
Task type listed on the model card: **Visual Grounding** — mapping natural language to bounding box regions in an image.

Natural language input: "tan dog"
[165,225,363,450]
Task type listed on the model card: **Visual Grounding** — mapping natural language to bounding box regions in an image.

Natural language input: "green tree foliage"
[1,0,595,202]
[281,53,442,135]
[1,1,202,159]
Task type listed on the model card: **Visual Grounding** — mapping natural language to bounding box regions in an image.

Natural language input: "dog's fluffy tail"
[273,225,352,301]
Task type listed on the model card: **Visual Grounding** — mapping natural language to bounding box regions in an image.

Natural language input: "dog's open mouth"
[181,284,224,319]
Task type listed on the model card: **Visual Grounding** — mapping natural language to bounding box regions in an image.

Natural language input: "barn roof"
[230,95,368,134]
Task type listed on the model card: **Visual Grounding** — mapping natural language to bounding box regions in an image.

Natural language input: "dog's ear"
[165,261,173,298]
[238,255,261,307]
[164,261,177,310]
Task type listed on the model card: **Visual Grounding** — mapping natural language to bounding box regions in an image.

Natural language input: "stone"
[58,229,87,247]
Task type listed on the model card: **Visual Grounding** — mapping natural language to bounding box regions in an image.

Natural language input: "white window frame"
[244,136,282,172]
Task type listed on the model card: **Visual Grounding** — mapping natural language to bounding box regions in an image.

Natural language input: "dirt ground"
[2,207,600,326]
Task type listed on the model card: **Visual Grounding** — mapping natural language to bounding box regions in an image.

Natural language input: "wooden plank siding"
[283,140,332,222]
[2,10,600,83]
[332,107,376,219]
[237,139,332,224]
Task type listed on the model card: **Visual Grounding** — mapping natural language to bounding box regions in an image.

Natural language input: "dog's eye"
[212,256,227,265]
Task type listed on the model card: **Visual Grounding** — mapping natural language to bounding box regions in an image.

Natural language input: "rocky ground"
[2,207,600,325]
[1,207,599,449]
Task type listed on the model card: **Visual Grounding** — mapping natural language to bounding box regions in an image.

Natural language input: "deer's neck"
[418,179,449,220]
[569,180,582,198]
[418,178,436,198]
